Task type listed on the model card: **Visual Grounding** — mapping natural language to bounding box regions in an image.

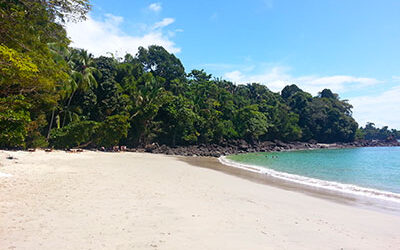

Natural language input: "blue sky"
[66,0,400,129]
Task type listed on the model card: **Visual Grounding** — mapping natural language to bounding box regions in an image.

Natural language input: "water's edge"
[219,156,400,204]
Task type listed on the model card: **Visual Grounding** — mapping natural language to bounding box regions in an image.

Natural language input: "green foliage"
[319,88,338,99]
[355,128,366,141]
[266,104,302,141]
[50,121,98,148]
[186,70,239,143]
[27,134,49,148]
[281,84,302,99]
[88,56,128,121]
[94,115,130,147]
[0,44,39,85]
[282,85,358,143]
[358,123,400,140]
[123,72,169,145]
[44,0,91,22]
[0,0,89,148]
[157,94,199,145]
[136,45,186,87]
[0,96,31,148]
[235,105,269,142]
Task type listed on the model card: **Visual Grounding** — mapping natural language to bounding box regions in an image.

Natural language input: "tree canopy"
[357,123,400,141]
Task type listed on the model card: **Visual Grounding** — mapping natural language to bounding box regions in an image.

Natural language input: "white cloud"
[224,67,289,91]
[224,70,244,82]
[298,75,379,87]
[167,28,183,38]
[350,86,400,129]
[223,66,381,95]
[149,3,162,12]
[392,76,400,82]
[153,18,175,29]
[65,14,180,57]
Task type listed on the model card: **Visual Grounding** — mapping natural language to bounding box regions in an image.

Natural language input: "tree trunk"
[63,91,75,127]
[47,108,55,139]
[172,130,176,147]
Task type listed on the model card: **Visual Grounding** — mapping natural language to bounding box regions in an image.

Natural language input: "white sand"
[0,172,12,177]
[0,150,399,249]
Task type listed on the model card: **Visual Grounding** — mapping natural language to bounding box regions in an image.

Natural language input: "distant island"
[1,0,399,151]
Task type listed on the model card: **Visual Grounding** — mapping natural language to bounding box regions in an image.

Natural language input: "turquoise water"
[226,147,400,194]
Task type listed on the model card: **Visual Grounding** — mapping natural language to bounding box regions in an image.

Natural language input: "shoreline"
[4,139,399,157]
[181,154,400,215]
[219,155,400,213]
[3,147,400,213]
[140,139,400,157]
[1,150,400,249]
[2,147,400,213]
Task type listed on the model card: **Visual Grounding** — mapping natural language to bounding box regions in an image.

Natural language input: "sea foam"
[219,156,400,203]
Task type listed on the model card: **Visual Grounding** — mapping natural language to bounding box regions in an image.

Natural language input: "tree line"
[0,0,397,149]
[356,123,400,141]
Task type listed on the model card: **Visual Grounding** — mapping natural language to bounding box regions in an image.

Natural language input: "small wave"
[219,156,400,203]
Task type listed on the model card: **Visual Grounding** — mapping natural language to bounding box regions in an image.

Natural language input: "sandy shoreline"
[216,155,400,212]
[1,150,400,249]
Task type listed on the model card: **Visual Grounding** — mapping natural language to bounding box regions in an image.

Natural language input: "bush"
[50,121,98,149]
[0,96,31,148]
[27,134,49,148]
[94,115,130,148]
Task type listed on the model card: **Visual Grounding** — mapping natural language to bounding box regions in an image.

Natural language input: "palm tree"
[62,49,100,127]
[47,43,77,138]
[125,73,167,145]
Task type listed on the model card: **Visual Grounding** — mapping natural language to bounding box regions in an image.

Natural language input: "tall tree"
[0,0,90,148]
[62,48,100,126]
[136,45,186,90]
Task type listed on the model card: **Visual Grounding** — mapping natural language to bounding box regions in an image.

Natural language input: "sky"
[66,0,400,129]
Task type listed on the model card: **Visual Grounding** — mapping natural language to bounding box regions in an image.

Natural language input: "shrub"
[50,121,98,149]
[0,96,31,148]
[94,115,130,148]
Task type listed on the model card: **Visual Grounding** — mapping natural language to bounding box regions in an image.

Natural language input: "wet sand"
[182,156,400,214]
[0,150,399,249]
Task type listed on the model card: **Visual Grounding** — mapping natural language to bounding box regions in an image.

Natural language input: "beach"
[0,150,399,249]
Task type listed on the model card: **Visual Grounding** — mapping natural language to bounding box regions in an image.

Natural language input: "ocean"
[222,147,400,202]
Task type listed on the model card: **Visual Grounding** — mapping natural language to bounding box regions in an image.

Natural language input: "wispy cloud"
[148,2,162,12]
[350,86,400,128]
[201,63,241,71]
[392,76,400,82]
[153,18,175,29]
[65,14,180,57]
[210,12,218,21]
[223,66,381,95]
[262,0,274,9]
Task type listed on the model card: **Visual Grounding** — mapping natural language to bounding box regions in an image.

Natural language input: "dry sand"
[0,150,399,249]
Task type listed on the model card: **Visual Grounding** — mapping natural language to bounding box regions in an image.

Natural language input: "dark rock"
[145,143,158,152]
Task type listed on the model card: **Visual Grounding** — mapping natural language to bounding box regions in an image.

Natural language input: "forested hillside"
[357,123,400,141]
[1,0,396,149]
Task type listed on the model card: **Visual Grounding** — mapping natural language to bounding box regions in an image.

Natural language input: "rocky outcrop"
[125,139,400,157]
